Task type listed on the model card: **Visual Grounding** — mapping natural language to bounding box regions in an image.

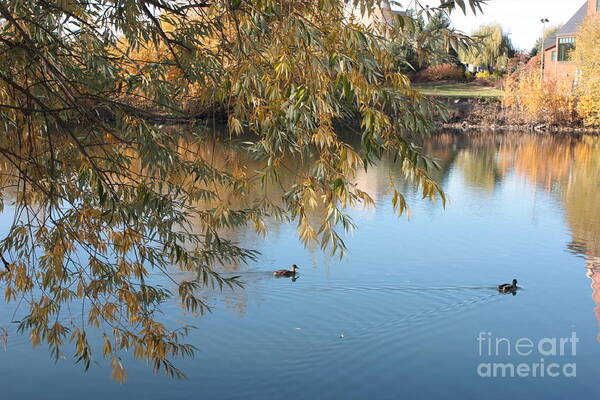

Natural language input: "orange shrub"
[419,63,465,82]
[573,15,600,126]
[503,56,578,124]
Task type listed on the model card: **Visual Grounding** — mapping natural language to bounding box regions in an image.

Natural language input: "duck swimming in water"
[273,264,299,278]
[498,279,518,293]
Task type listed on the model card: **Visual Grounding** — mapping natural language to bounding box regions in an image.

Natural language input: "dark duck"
[498,279,518,294]
[273,264,299,278]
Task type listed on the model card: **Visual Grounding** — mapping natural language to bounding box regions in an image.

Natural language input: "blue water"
[1,132,599,399]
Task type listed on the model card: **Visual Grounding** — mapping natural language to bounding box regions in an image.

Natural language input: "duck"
[498,279,518,293]
[273,264,299,278]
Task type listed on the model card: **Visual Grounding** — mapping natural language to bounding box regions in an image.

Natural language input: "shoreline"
[439,122,600,135]
[436,97,600,136]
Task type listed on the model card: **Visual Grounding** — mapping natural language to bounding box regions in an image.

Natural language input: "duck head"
[292,264,300,271]
[512,279,518,286]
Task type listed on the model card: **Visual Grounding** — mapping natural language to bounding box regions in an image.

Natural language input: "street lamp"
[540,18,549,83]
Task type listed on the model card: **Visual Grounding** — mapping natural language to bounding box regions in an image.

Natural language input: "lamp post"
[540,18,549,83]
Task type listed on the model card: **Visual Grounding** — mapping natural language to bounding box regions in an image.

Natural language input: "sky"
[449,0,586,51]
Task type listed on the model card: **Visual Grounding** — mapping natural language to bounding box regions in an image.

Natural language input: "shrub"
[475,70,491,81]
[503,56,578,124]
[475,70,502,82]
[464,71,474,81]
[419,63,465,82]
[573,15,600,126]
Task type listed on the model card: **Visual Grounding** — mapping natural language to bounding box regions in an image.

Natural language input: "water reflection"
[1,130,600,398]
[424,133,599,260]
[191,131,600,338]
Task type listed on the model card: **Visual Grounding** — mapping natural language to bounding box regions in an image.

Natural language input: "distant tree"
[389,8,471,72]
[459,24,516,71]
[530,25,562,57]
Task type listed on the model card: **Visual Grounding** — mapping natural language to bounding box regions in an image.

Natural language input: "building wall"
[588,0,599,15]
[543,44,579,84]
[542,47,557,81]
[551,60,578,83]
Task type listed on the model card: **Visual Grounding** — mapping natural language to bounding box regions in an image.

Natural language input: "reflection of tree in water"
[194,130,599,262]
[422,132,464,184]
[456,147,503,193]
[425,132,599,260]
[562,137,600,259]
[492,134,600,258]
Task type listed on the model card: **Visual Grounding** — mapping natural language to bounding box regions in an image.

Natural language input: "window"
[551,51,557,61]
[597,0,600,11]
[558,37,575,61]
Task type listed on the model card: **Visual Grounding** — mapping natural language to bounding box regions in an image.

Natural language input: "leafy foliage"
[474,70,502,84]
[573,15,600,126]
[503,56,578,124]
[388,7,472,73]
[418,63,465,82]
[459,24,515,71]
[0,0,485,380]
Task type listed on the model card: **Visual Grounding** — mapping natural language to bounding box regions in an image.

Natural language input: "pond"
[1,131,600,399]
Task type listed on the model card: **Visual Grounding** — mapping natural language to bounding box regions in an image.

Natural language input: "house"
[542,0,599,83]
[465,64,485,74]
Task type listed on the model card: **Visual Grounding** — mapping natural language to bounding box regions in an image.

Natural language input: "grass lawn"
[412,82,503,99]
